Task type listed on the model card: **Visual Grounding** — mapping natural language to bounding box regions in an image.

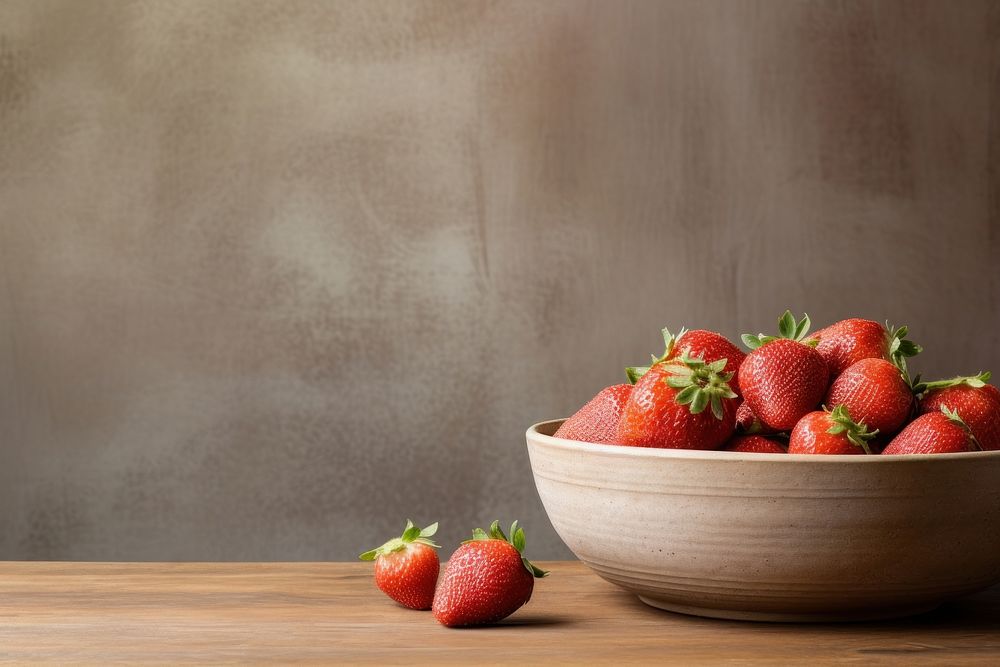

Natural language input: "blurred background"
[0,0,998,561]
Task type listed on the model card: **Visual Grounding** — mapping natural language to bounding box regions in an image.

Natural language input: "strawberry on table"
[882,406,981,454]
[432,521,548,627]
[788,405,878,455]
[359,520,441,610]
[739,311,830,432]
[724,435,787,454]
[617,353,739,449]
[814,319,921,379]
[917,372,1000,451]
[554,384,632,444]
[627,328,746,395]
[825,358,915,436]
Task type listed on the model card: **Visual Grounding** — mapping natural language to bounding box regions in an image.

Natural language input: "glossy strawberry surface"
[374,543,439,610]
[788,410,871,455]
[433,522,545,628]
[723,435,786,453]
[554,384,632,444]
[919,383,1000,451]
[825,358,913,435]
[616,363,737,450]
[882,411,977,454]
[814,319,888,378]
[739,340,829,432]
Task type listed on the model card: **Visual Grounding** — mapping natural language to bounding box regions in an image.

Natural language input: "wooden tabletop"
[0,561,998,665]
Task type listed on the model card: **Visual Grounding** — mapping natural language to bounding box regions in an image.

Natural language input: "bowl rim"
[527,419,1000,462]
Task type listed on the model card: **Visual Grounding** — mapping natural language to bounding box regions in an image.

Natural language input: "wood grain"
[0,561,998,665]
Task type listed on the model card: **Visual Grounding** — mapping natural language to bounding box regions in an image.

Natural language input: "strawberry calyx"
[912,371,991,397]
[824,404,878,454]
[664,353,737,420]
[940,405,983,451]
[464,520,548,578]
[741,310,817,350]
[625,327,688,385]
[885,322,922,377]
[359,520,440,561]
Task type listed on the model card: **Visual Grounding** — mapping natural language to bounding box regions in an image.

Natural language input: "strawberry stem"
[913,371,991,397]
[741,310,816,350]
[940,405,983,451]
[359,520,440,561]
[824,404,878,454]
[625,326,688,385]
[465,520,548,578]
[664,353,737,420]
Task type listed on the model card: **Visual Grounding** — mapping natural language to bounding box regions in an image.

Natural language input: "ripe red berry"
[917,372,1000,451]
[814,319,921,379]
[788,405,878,455]
[723,435,786,453]
[825,358,914,436]
[882,407,980,455]
[554,384,632,444]
[433,521,548,627]
[617,354,738,449]
[740,311,830,432]
[359,520,441,610]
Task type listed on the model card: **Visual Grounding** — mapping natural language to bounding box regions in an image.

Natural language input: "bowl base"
[637,595,940,623]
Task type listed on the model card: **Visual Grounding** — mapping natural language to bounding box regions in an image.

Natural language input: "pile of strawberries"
[360,519,547,627]
[556,311,999,455]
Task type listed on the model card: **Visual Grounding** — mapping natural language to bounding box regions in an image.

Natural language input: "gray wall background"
[1,0,998,561]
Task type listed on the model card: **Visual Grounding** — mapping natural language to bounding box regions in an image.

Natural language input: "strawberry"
[882,406,980,454]
[432,521,548,627]
[627,328,745,395]
[788,405,878,455]
[723,435,786,454]
[616,353,739,449]
[735,401,778,435]
[554,384,631,443]
[814,319,921,379]
[824,358,914,436]
[359,520,441,610]
[916,372,1000,450]
[739,311,830,432]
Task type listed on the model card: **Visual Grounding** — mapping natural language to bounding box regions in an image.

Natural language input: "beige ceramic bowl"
[526,419,1000,622]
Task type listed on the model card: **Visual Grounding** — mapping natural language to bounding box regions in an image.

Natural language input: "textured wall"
[1,0,998,561]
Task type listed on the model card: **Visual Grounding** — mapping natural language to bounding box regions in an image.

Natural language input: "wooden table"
[0,561,998,665]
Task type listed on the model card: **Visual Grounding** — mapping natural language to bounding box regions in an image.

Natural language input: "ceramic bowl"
[526,419,1000,622]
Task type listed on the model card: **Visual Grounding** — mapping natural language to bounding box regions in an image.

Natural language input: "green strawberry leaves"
[359,519,440,561]
[742,310,816,350]
[913,371,991,397]
[625,327,687,384]
[466,520,548,578]
[665,354,737,420]
[825,404,878,454]
[886,322,922,380]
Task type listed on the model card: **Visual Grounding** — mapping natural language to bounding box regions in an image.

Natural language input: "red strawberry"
[814,319,921,379]
[739,311,830,431]
[735,401,778,435]
[359,520,441,610]
[554,384,631,443]
[433,521,547,627]
[917,372,1000,450]
[788,405,878,455]
[882,407,980,454]
[617,354,739,449]
[724,435,787,454]
[824,358,914,436]
[627,328,745,395]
